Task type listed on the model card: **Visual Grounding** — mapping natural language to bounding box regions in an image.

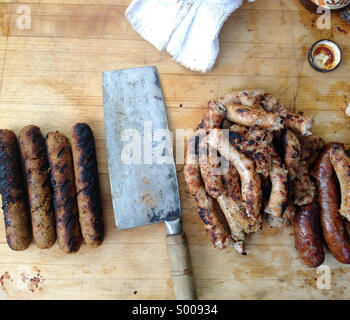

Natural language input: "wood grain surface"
[0,0,350,300]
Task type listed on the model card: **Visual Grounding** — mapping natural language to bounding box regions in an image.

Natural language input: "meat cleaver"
[102,66,197,300]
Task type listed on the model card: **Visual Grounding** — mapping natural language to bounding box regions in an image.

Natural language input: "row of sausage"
[0,123,103,253]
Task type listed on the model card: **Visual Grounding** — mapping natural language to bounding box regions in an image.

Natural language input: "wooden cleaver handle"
[166,232,197,300]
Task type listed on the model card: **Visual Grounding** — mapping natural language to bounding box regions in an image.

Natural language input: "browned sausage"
[46,132,81,253]
[292,136,323,206]
[207,129,262,224]
[260,94,314,136]
[184,130,204,196]
[184,130,230,249]
[197,101,226,129]
[218,90,265,107]
[225,104,284,131]
[195,187,230,250]
[312,143,350,264]
[294,201,324,267]
[18,125,56,249]
[71,123,104,248]
[0,130,31,250]
[282,129,300,181]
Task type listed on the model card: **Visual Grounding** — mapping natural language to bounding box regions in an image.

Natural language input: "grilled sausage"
[294,200,324,267]
[71,123,104,248]
[197,101,226,129]
[184,130,230,249]
[229,125,272,177]
[229,123,249,135]
[300,135,325,165]
[293,162,316,206]
[282,129,300,181]
[264,147,289,219]
[220,162,261,234]
[198,136,255,240]
[207,129,262,225]
[228,125,287,219]
[220,164,248,239]
[329,144,350,222]
[198,137,224,199]
[292,136,323,206]
[18,125,56,249]
[195,187,230,250]
[312,143,350,264]
[46,132,81,253]
[218,90,265,108]
[184,132,202,196]
[0,130,31,250]
[225,104,284,131]
[283,197,296,224]
[186,101,225,194]
[260,94,313,136]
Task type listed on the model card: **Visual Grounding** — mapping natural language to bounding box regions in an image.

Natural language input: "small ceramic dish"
[308,39,342,73]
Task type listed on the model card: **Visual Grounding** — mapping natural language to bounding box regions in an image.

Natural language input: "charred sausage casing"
[292,136,323,206]
[19,125,56,249]
[195,186,230,250]
[207,129,262,224]
[282,129,300,181]
[184,131,203,196]
[197,101,226,130]
[260,94,314,136]
[294,200,324,268]
[312,143,350,264]
[0,130,31,250]
[184,130,230,249]
[71,123,104,247]
[46,132,82,253]
[225,104,283,131]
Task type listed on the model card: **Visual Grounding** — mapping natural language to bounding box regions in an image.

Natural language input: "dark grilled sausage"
[311,143,350,264]
[0,130,31,250]
[46,132,81,253]
[71,124,103,247]
[19,125,56,249]
[294,200,324,267]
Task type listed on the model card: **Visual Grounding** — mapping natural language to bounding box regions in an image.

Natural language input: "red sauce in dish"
[313,45,335,69]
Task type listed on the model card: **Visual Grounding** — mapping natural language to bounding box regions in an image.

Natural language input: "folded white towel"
[125,0,255,73]
[125,0,195,51]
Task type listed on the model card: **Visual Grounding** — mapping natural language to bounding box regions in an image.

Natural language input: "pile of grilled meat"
[0,124,104,253]
[184,90,350,267]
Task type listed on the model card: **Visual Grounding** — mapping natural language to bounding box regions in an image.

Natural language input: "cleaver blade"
[102,66,196,300]
[102,66,180,230]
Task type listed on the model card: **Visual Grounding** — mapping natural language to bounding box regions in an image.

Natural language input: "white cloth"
[125,0,255,73]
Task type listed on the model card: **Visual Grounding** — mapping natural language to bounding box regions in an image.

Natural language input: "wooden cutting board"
[0,0,350,300]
